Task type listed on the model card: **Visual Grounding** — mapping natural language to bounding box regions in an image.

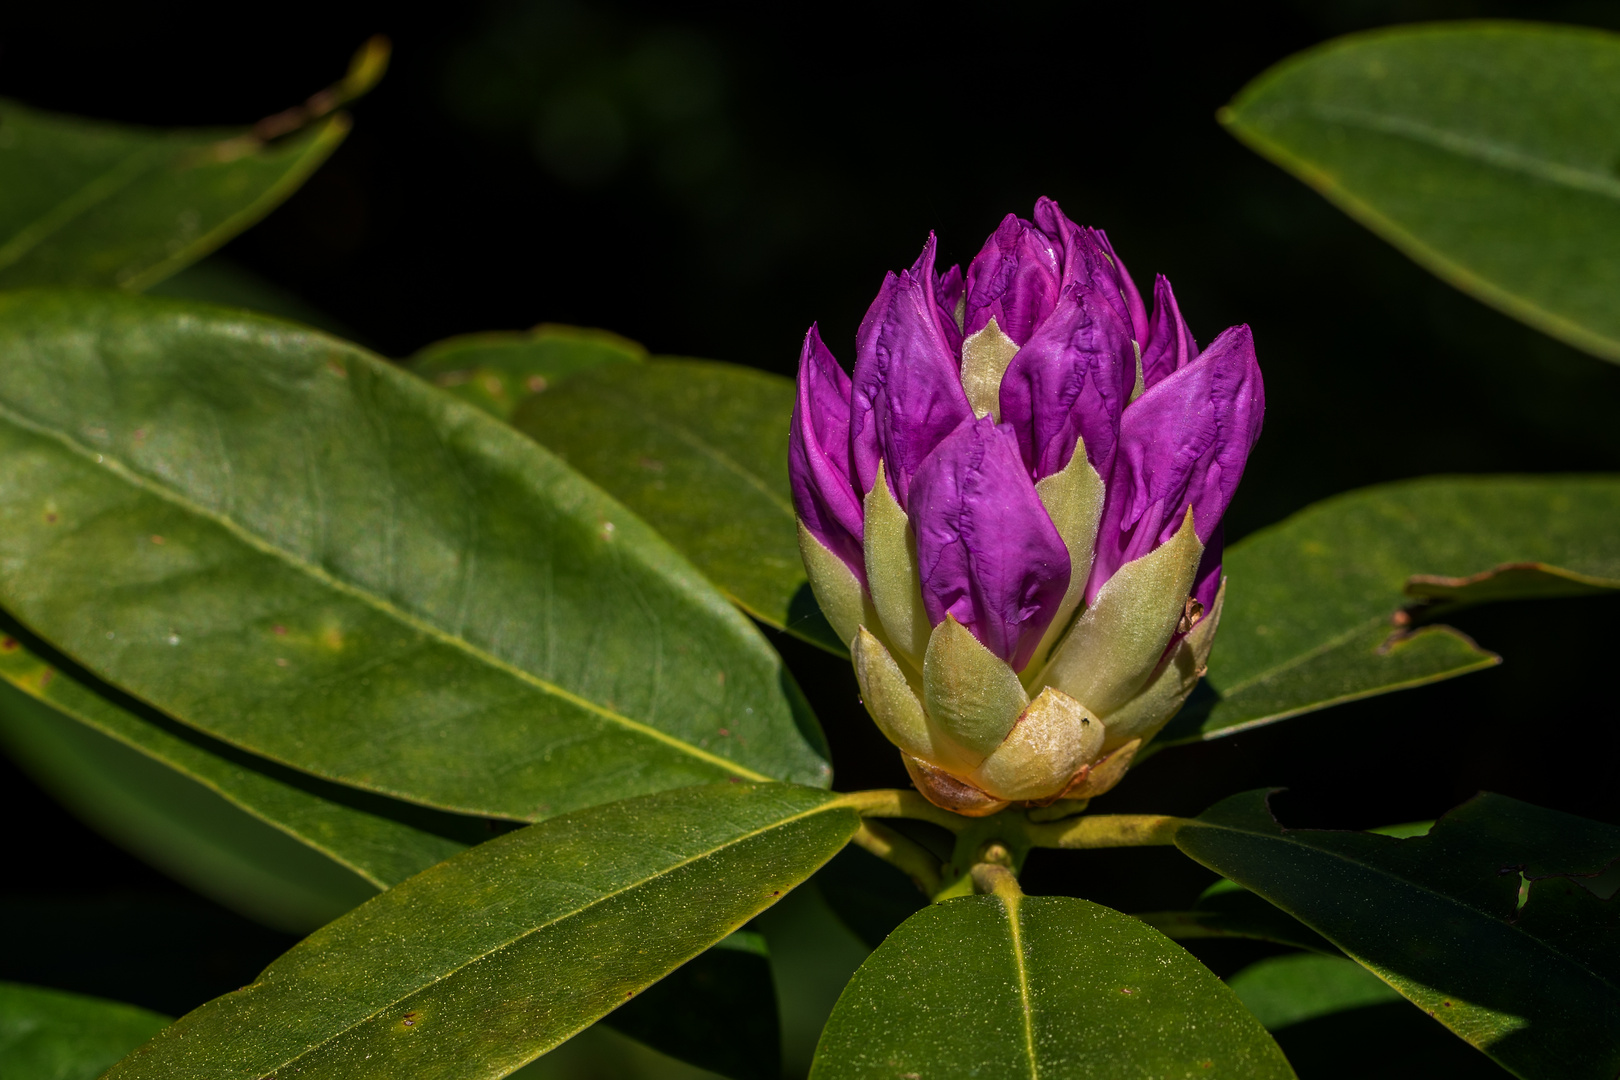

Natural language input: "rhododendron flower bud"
[790,198,1263,815]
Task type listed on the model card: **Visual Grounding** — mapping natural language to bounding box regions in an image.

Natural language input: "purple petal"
[1191,521,1223,615]
[1086,324,1264,604]
[935,262,965,344]
[997,285,1134,483]
[789,325,865,579]
[1032,199,1150,347]
[851,234,974,508]
[909,416,1071,670]
[961,214,1062,345]
[1092,227,1151,349]
[1141,275,1198,390]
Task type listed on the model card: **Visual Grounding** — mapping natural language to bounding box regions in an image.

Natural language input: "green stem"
[969,860,1024,900]
[834,788,970,833]
[1024,813,1188,849]
[850,819,943,896]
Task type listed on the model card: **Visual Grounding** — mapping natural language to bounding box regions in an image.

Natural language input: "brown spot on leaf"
[273,625,288,636]
[638,456,665,472]
[525,375,548,393]
[38,669,54,687]
[45,512,57,524]
[150,535,165,545]
[0,638,15,652]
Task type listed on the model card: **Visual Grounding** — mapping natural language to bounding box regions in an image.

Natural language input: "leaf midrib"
[1001,895,1040,1080]
[1193,821,1620,1000]
[0,394,772,792]
[1305,103,1620,202]
[0,142,166,272]
[255,796,843,1080]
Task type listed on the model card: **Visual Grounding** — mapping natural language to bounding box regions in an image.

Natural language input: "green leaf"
[0,291,829,822]
[105,783,859,1080]
[1176,789,1620,1079]
[1221,21,1620,365]
[0,613,475,932]
[1136,878,1340,954]
[411,324,647,421]
[515,358,845,655]
[808,894,1294,1079]
[603,931,779,1080]
[1159,475,1620,748]
[0,40,385,292]
[1227,953,1402,1031]
[0,982,170,1080]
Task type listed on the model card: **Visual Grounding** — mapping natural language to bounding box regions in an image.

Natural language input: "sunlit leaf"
[0,292,829,822]
[1222,22,1620,364]
[0,39,387,292]
[105,783,858,1080]
[809,894,1294,1079]
[1177,789,1620,1079]
[1159,475,1620,749]
[516,358,844,655]
[411,323,646,420]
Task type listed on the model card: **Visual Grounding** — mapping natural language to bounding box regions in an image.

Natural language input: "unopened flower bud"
[790,198,1264,812]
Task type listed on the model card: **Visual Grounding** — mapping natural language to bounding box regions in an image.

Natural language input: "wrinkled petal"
[935,262,965,346]
[961,214,1062,344]
[909,416,1071,670]
[1141,274,1198,390]
[997,285,1134,483]
[1086,324,1264,604]
[851,233,974,508]
[1032,198,1149,347]
[789,325,865,578]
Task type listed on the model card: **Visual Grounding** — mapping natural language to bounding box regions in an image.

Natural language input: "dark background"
[2,0,1617,1040]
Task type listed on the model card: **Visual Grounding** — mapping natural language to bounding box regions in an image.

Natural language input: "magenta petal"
[935,262,965,348]
[909,417,1071,670]
[1030,198,1149,347]
[789,325,865,579]
[961,213,1062,345]
[851,234,974,508]
[1141,275,1198,390]
[1086,324,1265,604]
[1092,228,1151,349]
[1191,521,1223,615]
[998,285,1134,483]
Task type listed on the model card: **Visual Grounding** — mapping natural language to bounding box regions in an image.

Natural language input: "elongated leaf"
[0,612,475,929]
[809,894,1294,1079]
[1177,789,1620,1079]
[0,41,385,292]
[1228,954,1402,1030]
[106,783,858,1080]
[1222,22,1620,364]
[411,324,646,420]
[516,359,844,654]
[0,292,828,821]
[0,982,170,1080]
[1158,475,1620,748]
[1137,878,1338,954]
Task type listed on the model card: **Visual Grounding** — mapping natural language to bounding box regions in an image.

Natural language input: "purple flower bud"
[789,324,865,579]
[997,284,1133,483]
[908,416,1071,671]
[1141,274,1198,391]
[792,200,1264,813]
[850,234,974,508]
[1085,324,1264,605]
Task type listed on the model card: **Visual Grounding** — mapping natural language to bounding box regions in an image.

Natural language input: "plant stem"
[834,788,969,832]
[969,861,1023,900]
[1024,813,1188,849]
[851,820,943,896]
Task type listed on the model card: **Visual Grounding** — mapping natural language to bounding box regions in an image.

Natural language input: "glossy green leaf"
[0,41,385,292]
[0,982,170,1080]
[411,324,646,421]
[0,291,829,822]
[1158,475,1620,749]
[603,931,778,1080]
[1137,878,1339,955]
[1222,22,1620,364]
[105,783,859,1080]
[516,359,844,655]
[809,894,1294,1079]
[1177,789,1620,1079]
[1228,953,1402,1031]
[0,613,477,932]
